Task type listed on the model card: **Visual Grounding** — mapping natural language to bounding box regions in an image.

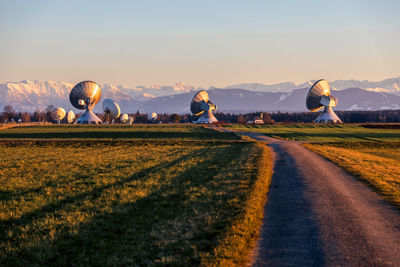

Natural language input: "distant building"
[247,113,264,124]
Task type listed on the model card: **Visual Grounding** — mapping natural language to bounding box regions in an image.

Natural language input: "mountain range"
[225,77,400,94]
[1,77,400,114]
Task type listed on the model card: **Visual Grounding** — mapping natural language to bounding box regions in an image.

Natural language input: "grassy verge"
[303,142,400,208]
[0,139,272,266]
[201,143,272,266]
[223,124,400,142]
[0,124,239,140]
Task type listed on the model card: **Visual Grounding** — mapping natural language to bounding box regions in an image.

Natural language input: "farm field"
[224,123,400,208]
[303,142,400,208]
[0,125,272,266]
[223,123,400,142]
[0,124,238,140]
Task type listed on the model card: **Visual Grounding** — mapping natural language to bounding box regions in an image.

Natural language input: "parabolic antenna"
[147,112,158,122]
[306,79,342,123]
[67,110,75,124]
[52,107,66,123]
[102,99,121,124]
[120,114,129,123]
[69,81,102,124]
[190,90,218,123]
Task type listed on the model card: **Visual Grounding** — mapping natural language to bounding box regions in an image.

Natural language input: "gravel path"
[240,132,400,266]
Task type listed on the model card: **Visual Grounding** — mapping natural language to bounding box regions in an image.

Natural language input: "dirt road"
[240,132,400,266]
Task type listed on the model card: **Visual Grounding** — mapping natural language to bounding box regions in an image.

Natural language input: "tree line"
[211,110,400,123]
[1,105,399,123]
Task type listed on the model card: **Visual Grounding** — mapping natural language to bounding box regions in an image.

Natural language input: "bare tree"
[45,105,54,112]
[33,110,46,122]
[171,114,181,123]
[45,105,54,122]
[3,105,15,122]
[262,112,274,124]
[21,112,31,122]
[237,114,246,124]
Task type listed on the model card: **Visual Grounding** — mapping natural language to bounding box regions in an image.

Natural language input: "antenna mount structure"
[67,110,75,124]
[102,99,121,124]
[306,79,342,123]
[69,81,102,124]
[52,107,66,124]
[190,90,218,123]
[148,112,158,123]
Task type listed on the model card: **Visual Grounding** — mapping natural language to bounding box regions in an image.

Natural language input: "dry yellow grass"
[303,142,400,208]
[201,143,273,266]
[0,138,272,266]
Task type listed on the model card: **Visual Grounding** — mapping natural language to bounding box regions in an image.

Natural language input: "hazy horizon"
[1,0,399,88]
[1,76,400,90]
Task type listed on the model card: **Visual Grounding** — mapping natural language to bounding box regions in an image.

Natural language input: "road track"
[239,132,400,266]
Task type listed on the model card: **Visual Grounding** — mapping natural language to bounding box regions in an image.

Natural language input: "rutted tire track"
[241,133,400,266]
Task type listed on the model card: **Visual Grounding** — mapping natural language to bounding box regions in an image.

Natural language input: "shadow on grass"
[0,131,238,140]
[0,141,248,203]
[0,179,61,202]
[2,144,246,266]
[0,146,210,234]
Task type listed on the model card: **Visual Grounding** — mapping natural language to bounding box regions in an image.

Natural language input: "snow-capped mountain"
[329,77,400,94]
[0,80,196,112]
[0,80,73,112]
[1,78,400,113]
[140,87,400,114]
[225,77,400,95]
[224,82,300,93]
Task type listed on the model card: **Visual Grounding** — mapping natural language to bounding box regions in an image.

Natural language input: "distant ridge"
[225,77,400,94]
[140,88,400,114]
[1,77,400,113]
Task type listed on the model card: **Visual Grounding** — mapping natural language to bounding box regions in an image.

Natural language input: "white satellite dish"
[306,79,342,123]
[69,81,102,124]
[102,99,121,124]
[147,112,158,122]
[67,110,75,124]
[190,90,218,123]
[52,107,66,123]
[120,114,129,123]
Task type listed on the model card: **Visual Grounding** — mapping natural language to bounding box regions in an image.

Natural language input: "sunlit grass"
[0,138,271,265]
[223,124,400,142]
[0,124,239,140]
[303,142,400,208]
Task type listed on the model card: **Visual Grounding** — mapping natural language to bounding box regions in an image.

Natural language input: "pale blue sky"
[0,0,399,87]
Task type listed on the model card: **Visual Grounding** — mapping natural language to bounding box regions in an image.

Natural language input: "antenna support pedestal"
[314,106,342,123]
[76,109,102,124]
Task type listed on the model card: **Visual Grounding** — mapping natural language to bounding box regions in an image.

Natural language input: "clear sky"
[0,0,399,88]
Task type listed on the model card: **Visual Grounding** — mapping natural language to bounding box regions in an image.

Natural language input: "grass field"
[303,142,400,208]
[0,125,272,266]
[223,124,400,142]
[0,124,238,140]
[223,123,400,208]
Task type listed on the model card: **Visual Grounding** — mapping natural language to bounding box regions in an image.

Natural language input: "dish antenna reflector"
[190,90,218,123]
[52,107,66,123]
[69,81,102,124]
[120,114,129,123]
[148,112,158,122]
[102,99,121,124]
[67,110,75,124]
[306,79,342,123]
